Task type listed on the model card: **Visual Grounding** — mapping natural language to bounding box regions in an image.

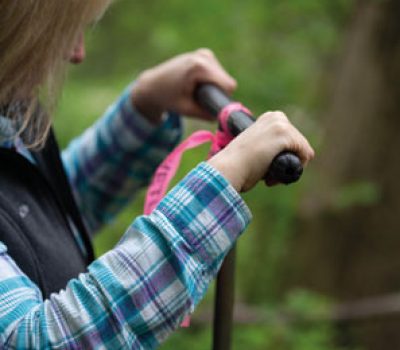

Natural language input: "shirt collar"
[0,115,17,147]
[0,114,35,164]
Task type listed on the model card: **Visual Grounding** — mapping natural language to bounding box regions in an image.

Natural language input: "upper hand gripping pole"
[195,83,303,185]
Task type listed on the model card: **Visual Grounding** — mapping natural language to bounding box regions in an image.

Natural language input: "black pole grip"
[194,84,303,185]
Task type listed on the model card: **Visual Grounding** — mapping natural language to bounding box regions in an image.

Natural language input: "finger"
[289,128,315,166]
[297,132,315,165]
[190,52,237,95]
[204,56,238,94]
[259,112,313,166]
[179,99,217,121]
[198,63,237,95]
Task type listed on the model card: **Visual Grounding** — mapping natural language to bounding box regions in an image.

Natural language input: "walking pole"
[195,84,303,350]
[212,247,236,350]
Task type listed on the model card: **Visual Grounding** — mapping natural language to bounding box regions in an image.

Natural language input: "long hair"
[0,0,112,148]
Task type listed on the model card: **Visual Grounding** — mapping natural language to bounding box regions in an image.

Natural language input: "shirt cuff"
[151,162,252,265]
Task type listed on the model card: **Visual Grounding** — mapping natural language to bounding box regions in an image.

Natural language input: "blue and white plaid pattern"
[62,85,183,233]
[0,87,252,349]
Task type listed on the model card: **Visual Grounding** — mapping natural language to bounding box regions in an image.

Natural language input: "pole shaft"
[212,247,236,350]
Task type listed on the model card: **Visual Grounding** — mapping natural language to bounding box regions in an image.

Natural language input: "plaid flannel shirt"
[0,85,252,349]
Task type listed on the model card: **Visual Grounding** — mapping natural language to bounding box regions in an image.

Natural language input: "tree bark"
[287,0,400,348]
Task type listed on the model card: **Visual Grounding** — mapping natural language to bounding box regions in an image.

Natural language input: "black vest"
[0,130,94,298]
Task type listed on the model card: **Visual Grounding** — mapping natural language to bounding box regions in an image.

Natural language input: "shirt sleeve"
[0,162,252,349]
[61,83,183,233]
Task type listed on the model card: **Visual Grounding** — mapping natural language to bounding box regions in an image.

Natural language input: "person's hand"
[208,111,315,192]
[132,48,237,123]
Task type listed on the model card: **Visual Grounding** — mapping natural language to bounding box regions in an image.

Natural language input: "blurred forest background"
[54,0,400,349]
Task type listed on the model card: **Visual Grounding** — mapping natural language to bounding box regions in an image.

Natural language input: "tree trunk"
[287,0,400,348]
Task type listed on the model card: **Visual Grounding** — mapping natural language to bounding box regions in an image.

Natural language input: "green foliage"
[284,289,332,322]
[161,322,341,350]
[54,0,355,348]
[161,290,360,350]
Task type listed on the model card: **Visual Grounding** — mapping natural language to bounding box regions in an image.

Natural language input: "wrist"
[132,73,164,125]
[208,154,245,193]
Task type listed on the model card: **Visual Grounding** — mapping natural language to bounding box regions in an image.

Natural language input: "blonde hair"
[0,0,112,148]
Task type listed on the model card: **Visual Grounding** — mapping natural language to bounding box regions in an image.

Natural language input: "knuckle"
[258,111,289,124]
[273,121,290,136]
[258,112,273,122]
[272,111,289,122]
[196,48,214,58]
[189,55,206,70]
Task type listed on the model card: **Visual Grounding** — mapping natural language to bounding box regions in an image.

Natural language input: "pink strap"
[144,130,215,215]
[143,102,251,327]
[218,102,251,135]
